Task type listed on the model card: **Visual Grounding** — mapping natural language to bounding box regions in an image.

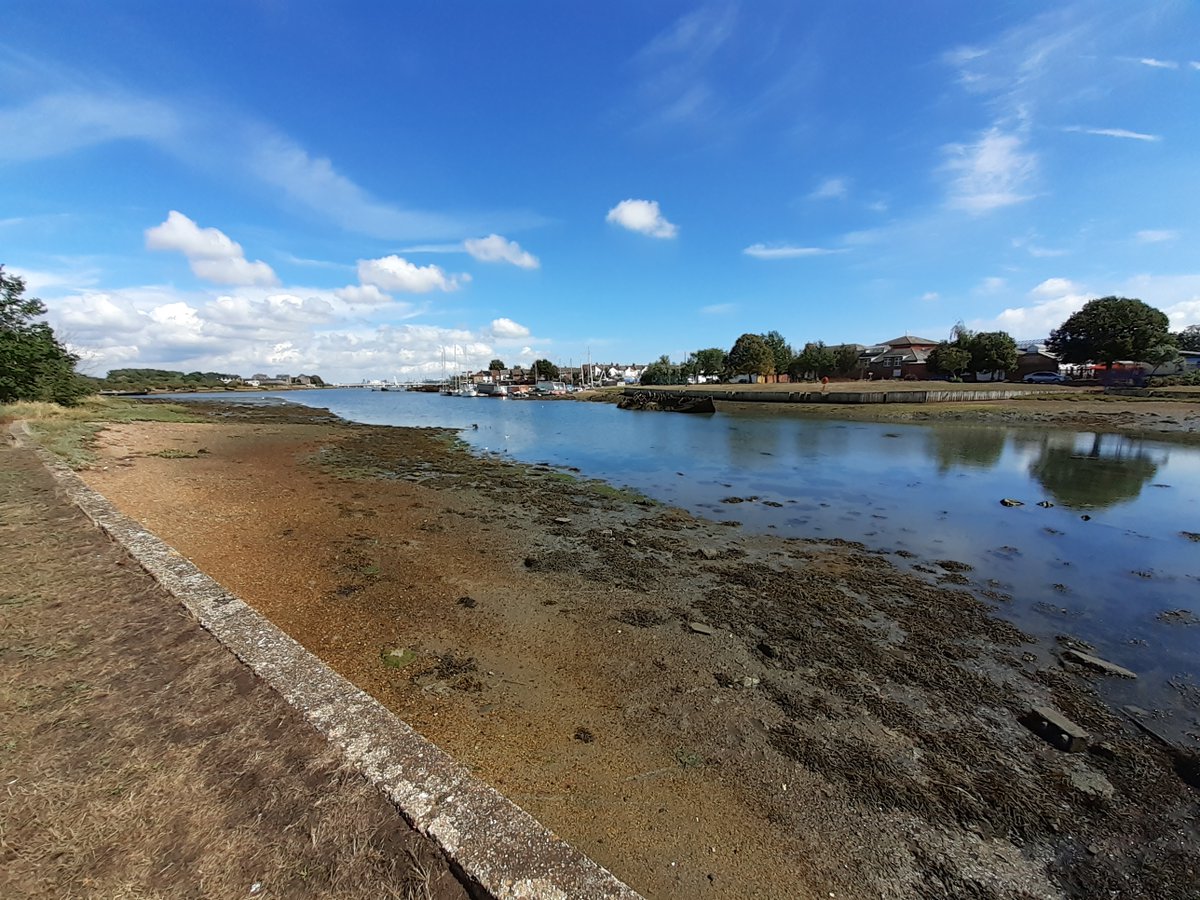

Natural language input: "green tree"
[1143,343,1180,374]
[640,354,682,385]
[927,342,971,378]
[831,344,860,378]
[788,341,836,380]
[688,347,727,379]
[760,330,793,376]
[1047,297,1171,372]
[966,331,1018,376]
[0,266,89,405]
[488,358,506,372]
[1172,325,1200,352]
[727,333,774,378]
[532,358,559,380]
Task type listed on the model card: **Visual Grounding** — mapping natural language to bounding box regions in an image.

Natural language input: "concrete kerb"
[14,423,643,900]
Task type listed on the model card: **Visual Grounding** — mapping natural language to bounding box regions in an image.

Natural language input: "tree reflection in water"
[927,426,1007,473]
[1030,432,1164,509]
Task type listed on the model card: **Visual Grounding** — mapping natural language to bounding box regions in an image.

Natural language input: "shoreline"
[47,401,1200,897]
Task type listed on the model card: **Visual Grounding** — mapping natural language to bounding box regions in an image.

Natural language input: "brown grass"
[0,443,467,900]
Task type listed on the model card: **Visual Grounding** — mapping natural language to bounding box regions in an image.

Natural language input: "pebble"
[689,621,716,635]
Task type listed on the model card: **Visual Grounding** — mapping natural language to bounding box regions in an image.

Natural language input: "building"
[858,335,939,380]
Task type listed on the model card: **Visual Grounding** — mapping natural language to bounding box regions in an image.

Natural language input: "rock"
[1022,704,1089,753]
[600,528,613,538]
[456,596,477,609]
[1037,500,1054,508]
[1068,767,1115,800]
[688,621,716,636]
[1062,648,1137,679]
[625,538,638,548]
[573,726,595,743]
[741,676,760,689]
[554,516,571,524]
[1000,498,1024,507]
[698,547,720,560]
[1089,741,1119,761]
[1080,514,1091,521]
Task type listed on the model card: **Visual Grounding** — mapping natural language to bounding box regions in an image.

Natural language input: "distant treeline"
[92,369,325,391]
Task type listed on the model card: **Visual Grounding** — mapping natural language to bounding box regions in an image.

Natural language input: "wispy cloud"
[699,303,737,315]
[743,243,845,259]
[808,177,848,201]
[0,91,181,163]
[1063,126,1160,142]
[942,128,1036,214]
[1136,57,1178,69]
[463,234,540,269]
[1136,229,1178,243]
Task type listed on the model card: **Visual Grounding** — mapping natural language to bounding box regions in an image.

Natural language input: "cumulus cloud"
[606,199,678,238]
[357,255,466,293]
[1063,126,1160,142]
[971,277,1091,337]
[464,234,540,269]
[490,317,531,339]
[146,211,279,286]
[743,243,844,259]
[809,177,848,200]
[942,128,1036,214]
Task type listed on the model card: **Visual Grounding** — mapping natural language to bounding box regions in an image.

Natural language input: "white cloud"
[920,291,940,302]
[333,284,393,305]
[606,199,678,238]
[809,177,848,200]
[464,234,540,269]
[1192,61,1200,71]
[1063,126,1160,142]
[357,255,465,293]
[977,277,1007,293]
[0,91,180,163]
[1136,229,1177,243]
[942,128,1036,214]
[971,278,1091,337]
[743,243,844,259]
[490,317,531,339]
[1138,57,1178,69]
[146,211,279,286]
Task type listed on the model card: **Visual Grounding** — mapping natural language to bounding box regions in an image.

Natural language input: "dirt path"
[75,405,1199,899]
[0,439,469,900]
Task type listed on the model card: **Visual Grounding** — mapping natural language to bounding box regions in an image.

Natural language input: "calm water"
[169,388,1200,729]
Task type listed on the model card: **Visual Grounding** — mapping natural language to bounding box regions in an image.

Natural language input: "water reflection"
[1029,433,1165,509]
[926,426,1007,473]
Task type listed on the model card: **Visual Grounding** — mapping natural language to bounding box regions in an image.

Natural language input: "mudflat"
[72,402,1199,898]
[0,437,469,900]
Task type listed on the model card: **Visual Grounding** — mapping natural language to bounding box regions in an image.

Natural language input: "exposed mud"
[76,401,1199,899]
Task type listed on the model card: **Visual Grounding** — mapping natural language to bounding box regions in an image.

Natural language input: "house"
[1012,342,1062,381]
[1139,350,1200,376]
[858,335,939,380]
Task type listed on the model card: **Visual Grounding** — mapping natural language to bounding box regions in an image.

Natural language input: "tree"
[1047,297,1171,372]
[640,354,682,385]
[760,330,793,376]
[832,344,860,378]
[488,358,506,372]
[1,266,89,405]
[788,341,836,380]
[966,331,1018,376]
[1173,325,1200,352]
[531,358,559,380]
[688,347,727,379]
[726,333,774,378]
[927,342,971,378]
[1143,343,1180,375]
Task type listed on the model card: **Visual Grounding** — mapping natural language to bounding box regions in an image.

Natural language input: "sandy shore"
[75,401,1198,899]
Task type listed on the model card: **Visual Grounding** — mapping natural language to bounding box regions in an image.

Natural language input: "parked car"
[1023,371,1068,384]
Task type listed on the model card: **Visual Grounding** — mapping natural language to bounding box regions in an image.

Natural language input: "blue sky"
[3,1,1199,381]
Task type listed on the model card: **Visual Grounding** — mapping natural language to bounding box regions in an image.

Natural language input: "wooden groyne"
[622,387,1044,406]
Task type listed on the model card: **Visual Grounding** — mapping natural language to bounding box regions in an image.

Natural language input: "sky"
[3,1,1199,382]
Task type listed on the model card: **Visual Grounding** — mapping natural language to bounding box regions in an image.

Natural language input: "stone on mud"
[1022,704,1089,753]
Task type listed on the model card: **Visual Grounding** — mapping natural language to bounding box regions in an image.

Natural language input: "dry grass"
[0,443,468,900]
